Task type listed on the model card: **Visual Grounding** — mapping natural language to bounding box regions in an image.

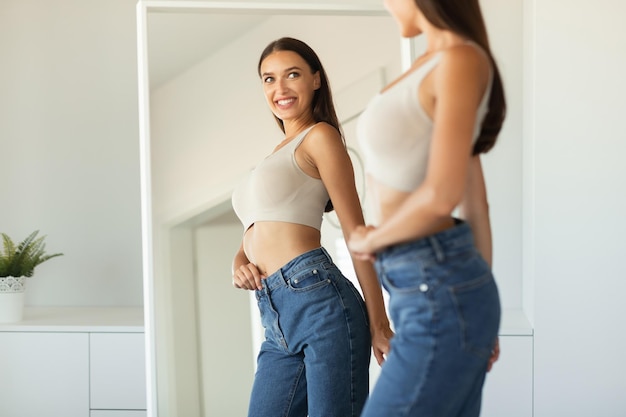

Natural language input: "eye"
[263,76,275,83]
[287,71,300,79]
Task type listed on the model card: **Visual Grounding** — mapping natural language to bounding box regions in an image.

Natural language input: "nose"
[275,77,289,93]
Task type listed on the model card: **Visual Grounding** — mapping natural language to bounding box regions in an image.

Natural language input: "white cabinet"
[481,310,534,417]
[0,332,90,417]
[90,333,147,411]
[0,307,146,417]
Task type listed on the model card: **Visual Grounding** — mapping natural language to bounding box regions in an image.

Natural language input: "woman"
[348,0,506,416]
[231,37,392,417]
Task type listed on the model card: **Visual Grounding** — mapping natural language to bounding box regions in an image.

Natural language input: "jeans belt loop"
[428,235,445,263]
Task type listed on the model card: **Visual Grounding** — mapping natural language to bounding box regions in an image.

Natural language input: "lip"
[275,97,296,109]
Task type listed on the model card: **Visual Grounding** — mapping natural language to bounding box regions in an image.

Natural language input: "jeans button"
[419,283,429,292]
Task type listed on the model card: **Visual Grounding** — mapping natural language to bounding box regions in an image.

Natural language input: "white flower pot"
[0,276,26,323]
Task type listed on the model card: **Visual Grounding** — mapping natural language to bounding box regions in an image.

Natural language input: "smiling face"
[259,50,321,127]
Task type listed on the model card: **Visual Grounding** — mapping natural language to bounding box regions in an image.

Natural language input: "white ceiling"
[147,12,268,89]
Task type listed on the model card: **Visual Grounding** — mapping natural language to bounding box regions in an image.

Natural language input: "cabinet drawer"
[0,332,89,417]
[90,333,147,410]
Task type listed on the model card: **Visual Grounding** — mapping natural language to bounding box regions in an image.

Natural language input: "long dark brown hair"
[257,37,343,140]
[416,0,506,154]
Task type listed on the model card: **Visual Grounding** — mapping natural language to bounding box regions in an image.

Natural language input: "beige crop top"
[231,125,329,232]
[357,48,491,192]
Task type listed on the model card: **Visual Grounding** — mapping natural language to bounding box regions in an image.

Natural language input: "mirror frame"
[136,1,414,415]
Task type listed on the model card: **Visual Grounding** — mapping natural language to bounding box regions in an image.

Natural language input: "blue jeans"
[361,221,501,417]
[249,247,371,417]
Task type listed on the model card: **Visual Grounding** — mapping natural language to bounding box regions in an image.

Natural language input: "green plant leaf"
[0,230,63,277]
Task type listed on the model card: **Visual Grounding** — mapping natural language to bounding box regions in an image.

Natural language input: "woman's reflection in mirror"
[230,37,393,417]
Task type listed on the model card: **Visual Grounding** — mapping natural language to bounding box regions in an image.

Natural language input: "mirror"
[137,2,408,415]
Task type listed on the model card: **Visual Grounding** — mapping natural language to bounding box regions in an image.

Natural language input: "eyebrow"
[261,66,303,78]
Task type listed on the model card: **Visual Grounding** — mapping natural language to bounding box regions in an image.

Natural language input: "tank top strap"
[293,124,317,149]
[419,52,443,77]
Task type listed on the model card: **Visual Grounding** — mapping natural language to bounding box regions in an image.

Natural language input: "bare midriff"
[370,176,455,239]
[243,222,322,277]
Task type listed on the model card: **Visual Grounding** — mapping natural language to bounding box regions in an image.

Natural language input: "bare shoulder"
[436,43,491,92]
[308,122,341,141]
[433,43,491,102]
[303,122,343,150]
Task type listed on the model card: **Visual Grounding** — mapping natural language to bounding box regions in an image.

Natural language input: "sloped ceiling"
[147,11,268,89]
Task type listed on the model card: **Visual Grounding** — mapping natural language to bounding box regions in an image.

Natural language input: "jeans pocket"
[381,259,430,294]
[448,273,500,360]
[287,267,331,292]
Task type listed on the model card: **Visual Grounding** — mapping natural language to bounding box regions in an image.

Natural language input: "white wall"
[0,0,143,306]
[528,0,626,415]
[196,215,254,417]
[480,0,525,310]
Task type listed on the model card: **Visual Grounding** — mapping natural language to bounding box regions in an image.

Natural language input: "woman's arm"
[458,155,492,266]
[459,155,500,372]
[303,123,392,365]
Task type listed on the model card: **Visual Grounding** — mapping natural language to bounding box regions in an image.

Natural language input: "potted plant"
[0,230,63,323]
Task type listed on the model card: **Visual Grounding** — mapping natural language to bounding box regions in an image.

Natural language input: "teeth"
[277,98,294,106]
